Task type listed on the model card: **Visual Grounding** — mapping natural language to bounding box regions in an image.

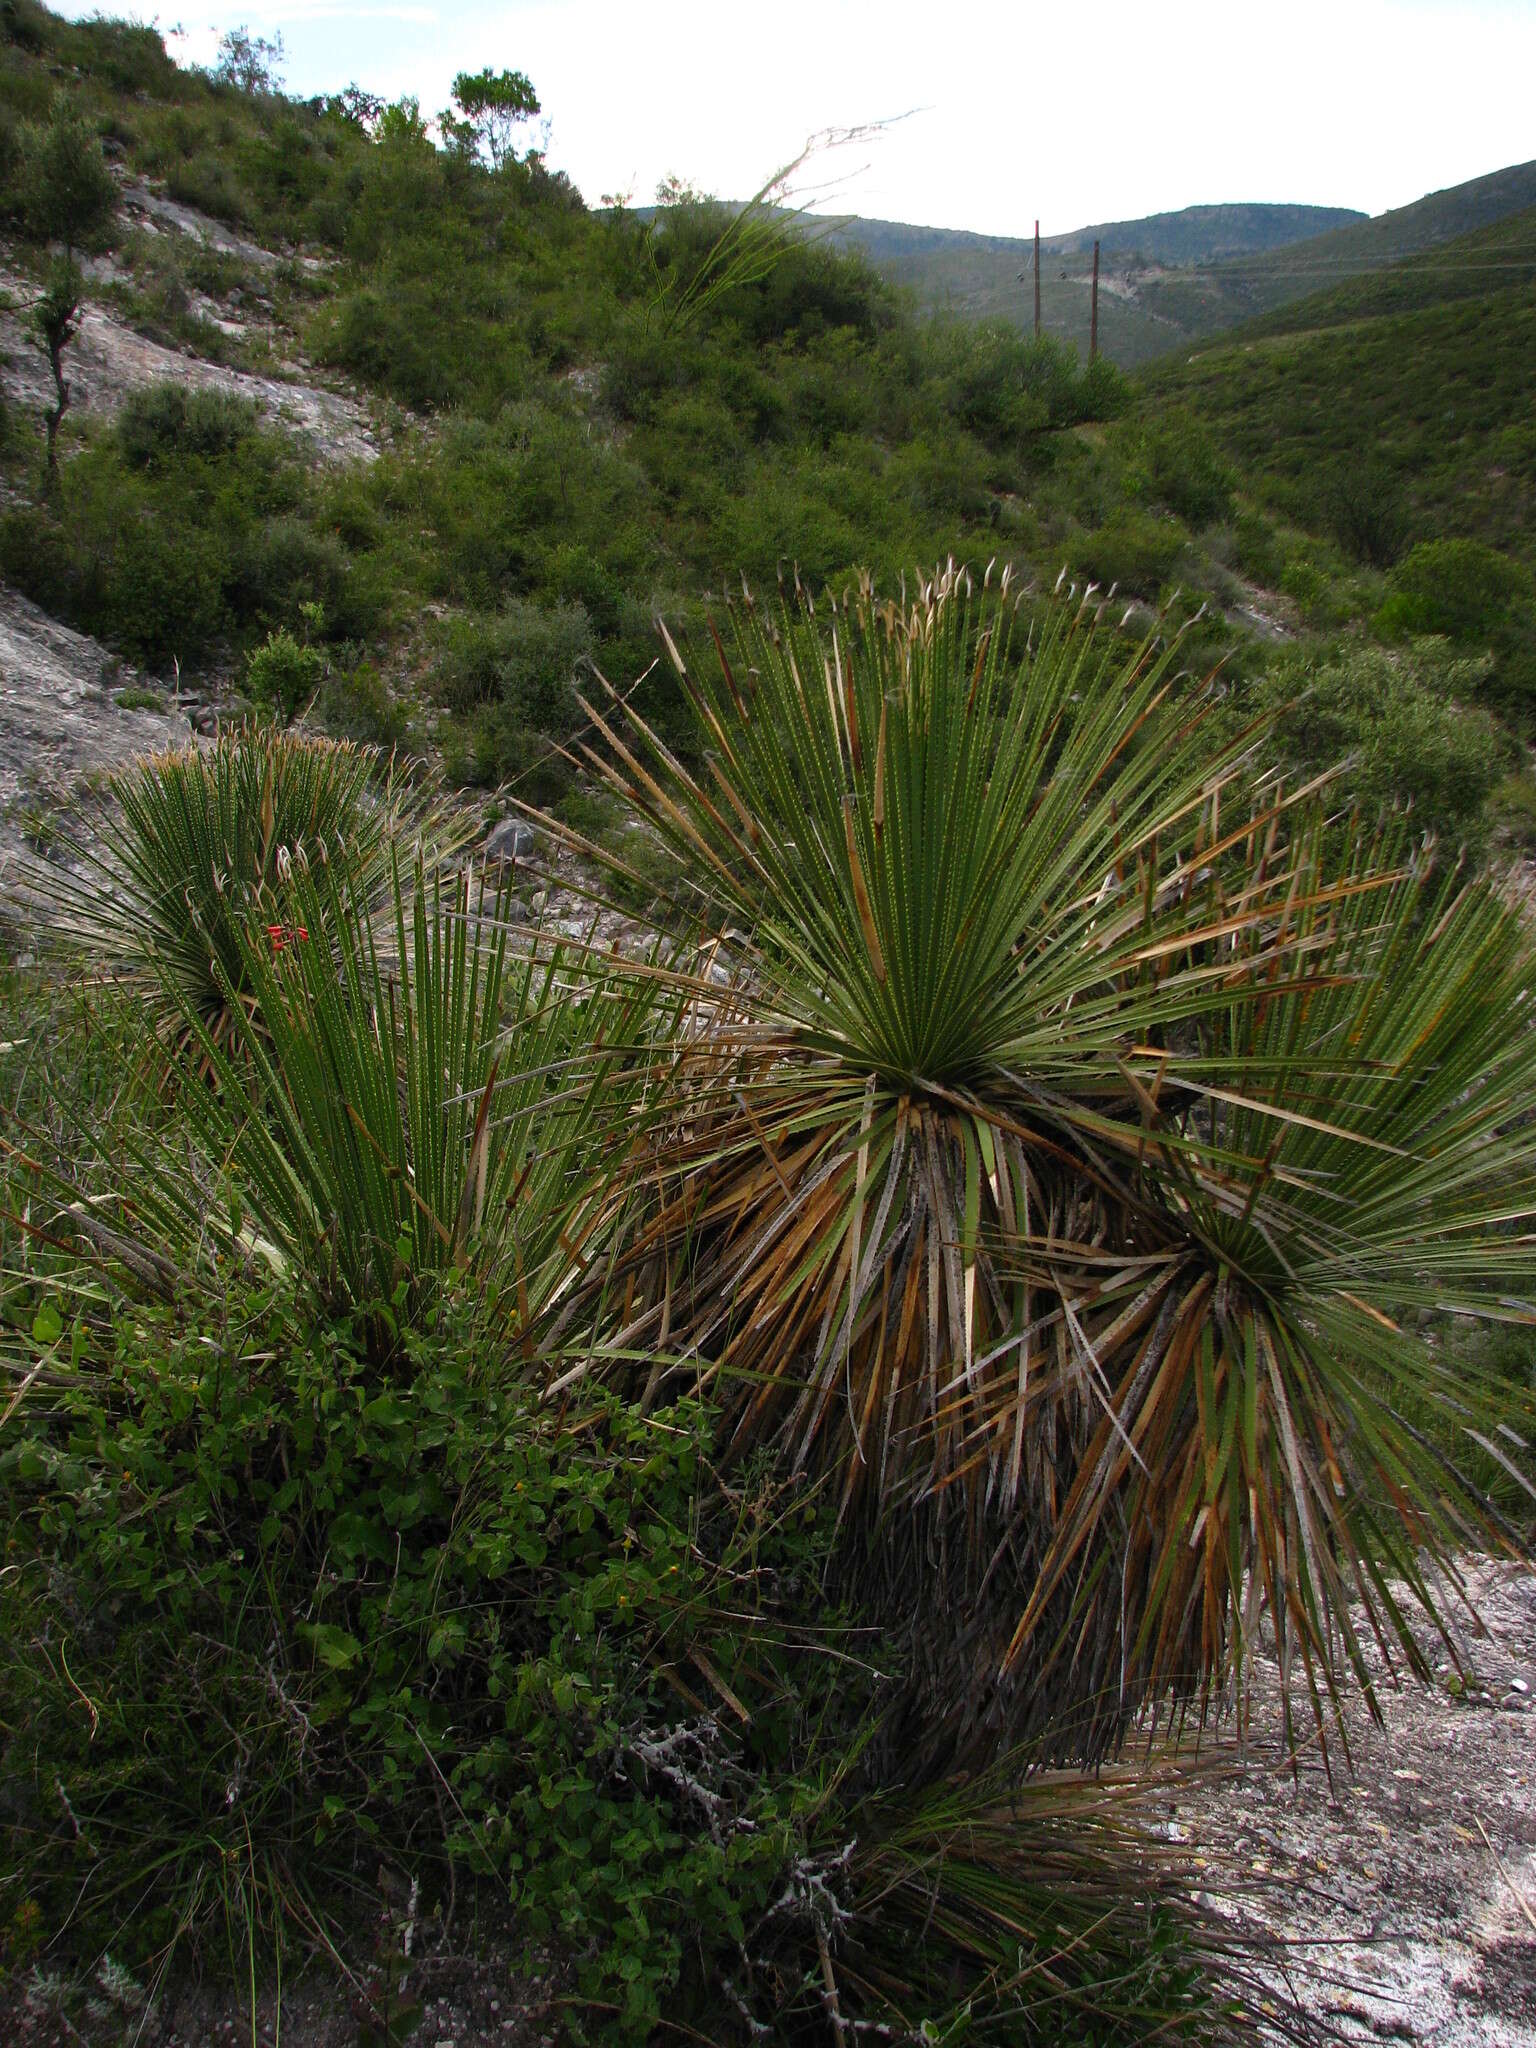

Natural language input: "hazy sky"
[54,0,1536,236]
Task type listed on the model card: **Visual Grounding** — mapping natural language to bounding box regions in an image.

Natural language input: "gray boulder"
[484,818,540,864]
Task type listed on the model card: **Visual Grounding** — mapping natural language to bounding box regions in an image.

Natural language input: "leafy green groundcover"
[0,1276,1241,2044]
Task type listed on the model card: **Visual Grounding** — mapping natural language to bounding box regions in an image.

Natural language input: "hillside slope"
[827,162,1536,368]
[2,0,1532,857]
[1133,157,1536,349]
[1144,202,1536,565]
[819,202,1364,365]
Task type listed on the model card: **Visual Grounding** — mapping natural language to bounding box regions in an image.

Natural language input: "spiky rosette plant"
[85,847,683,1359]
[558,565,1536,1772]
[553,571,1298,1751]
[1012,814,1536,1746]
[35,723,464,1068]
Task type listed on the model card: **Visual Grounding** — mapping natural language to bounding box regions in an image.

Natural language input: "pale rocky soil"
[1166,1557,1536,2047]
[0,582,188,898]
[0,256,377,465]
[0,175,382,901]
[0,174,377,465]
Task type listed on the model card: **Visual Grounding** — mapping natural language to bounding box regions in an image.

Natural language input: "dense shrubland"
[2,16,1536,2023]
[5,576,1536,2037]
[2,3,1531,849]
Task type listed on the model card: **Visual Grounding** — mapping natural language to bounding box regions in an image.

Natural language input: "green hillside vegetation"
[814,202,1364,363]
[1147,203,1536,719]
[0,4,1141,803]
[1131,156,1536,347]
[0,2,1529,854]
[4,6,1536,2040]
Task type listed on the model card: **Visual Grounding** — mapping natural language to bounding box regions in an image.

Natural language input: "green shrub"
[164,148,249,225]
[118,380,257,468]
[1077,350,1133,421]
[231,516,367,636]
[441,700,572,803]
[1252,642,1509,850]
[315,281,462,410]
[0,1295,824,2037]
[1278,555,1352,628]
[1376,537,1527,643]
[94,507,230,667]
[434,597,592,728]
[0,0,52,53]
[12,91,116,249]
[1122,409,1235,527]
[245,624,323,721]
[1488,771,1536,851]
[1070,509,1189,597]
[1325,457,1412,568]
[68,15,176,94]
[317,657,408,746]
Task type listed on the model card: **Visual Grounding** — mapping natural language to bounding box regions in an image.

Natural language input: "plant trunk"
[43,334,70,484]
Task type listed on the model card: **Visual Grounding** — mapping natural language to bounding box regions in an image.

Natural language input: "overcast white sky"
[52,0,1536,235]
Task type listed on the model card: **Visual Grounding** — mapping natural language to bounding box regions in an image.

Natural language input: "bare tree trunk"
[36,250,81,490]
[43,331,71,484]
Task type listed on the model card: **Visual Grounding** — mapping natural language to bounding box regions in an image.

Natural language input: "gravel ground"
[1165,1556,1536,2046]
[0,581,189,896]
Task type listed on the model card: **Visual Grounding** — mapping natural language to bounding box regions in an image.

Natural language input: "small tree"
[14,101,114,482]
[213,25,285,95]
[16,94,116,254]
[322,82,383,133]
[247,625,324,726]
[448,67,539,169]
[33,255,81,483]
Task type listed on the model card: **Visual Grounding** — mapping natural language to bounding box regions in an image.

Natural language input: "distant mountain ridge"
[827,202,1366,276]
[813,163,1536,367]
[1130,157,1536,346]
[1145,198,1536,570]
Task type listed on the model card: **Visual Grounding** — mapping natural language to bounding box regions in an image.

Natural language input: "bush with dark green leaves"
[1376,540,1536,723]
[1325,457,1413,568]
[1121,408,1235,527]
[0,1280,841,2038]
[9,90,116,250]
[1377,537,1527,644]
[1278,555,1353,629]
[1,1260,1249,2045]
[434,596,592,725]
[1070,507,1190,597]
[1247,641,1510,851]
[118,382,257,468]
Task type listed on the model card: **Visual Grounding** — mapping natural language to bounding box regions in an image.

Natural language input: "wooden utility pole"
[1089,238,1100,361]
[1033,218,1041,337]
